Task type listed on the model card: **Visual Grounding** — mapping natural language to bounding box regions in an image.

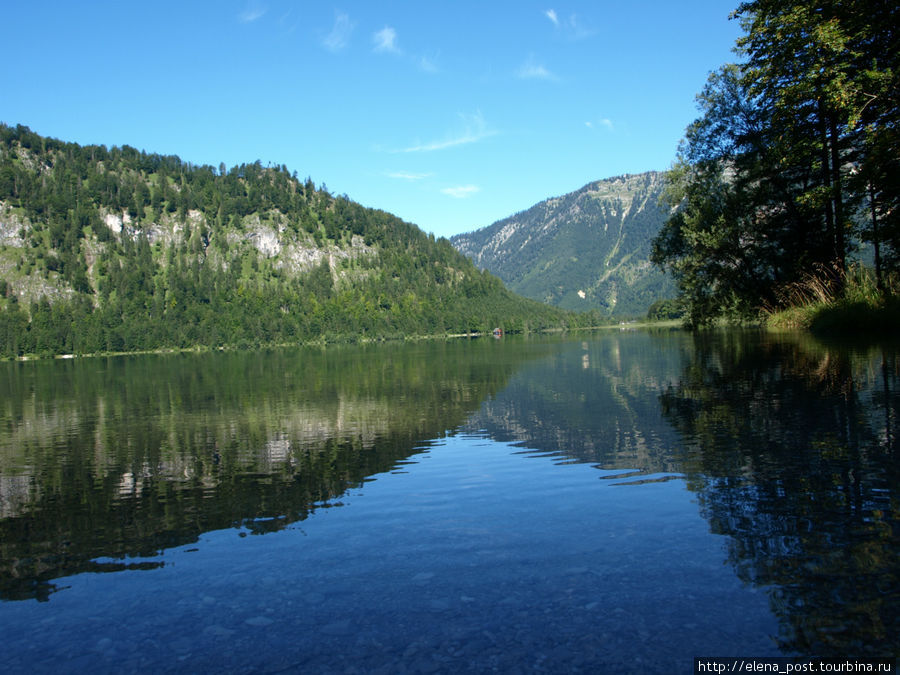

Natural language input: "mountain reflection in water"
[1,330,898,668]
[0,340,539,601]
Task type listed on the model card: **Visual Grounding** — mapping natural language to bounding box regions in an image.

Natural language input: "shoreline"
[4,321,677,362]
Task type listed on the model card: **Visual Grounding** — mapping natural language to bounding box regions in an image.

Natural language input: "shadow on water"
[0,339,547,602]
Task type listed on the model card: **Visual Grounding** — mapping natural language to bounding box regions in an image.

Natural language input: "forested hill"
[0,124,577,358]
[450,172,675,317]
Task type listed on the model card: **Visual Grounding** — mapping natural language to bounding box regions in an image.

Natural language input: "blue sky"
[1,1,741,239]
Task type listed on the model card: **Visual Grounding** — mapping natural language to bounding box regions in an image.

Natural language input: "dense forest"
[0,124,587,358]
[652,0,900,326]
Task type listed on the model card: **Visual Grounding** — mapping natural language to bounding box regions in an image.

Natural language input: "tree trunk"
[829,115,846,276]
[870,182,883,293]
[818,112,835,264]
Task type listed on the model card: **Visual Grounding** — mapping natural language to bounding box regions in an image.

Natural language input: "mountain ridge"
[451,171,675,316]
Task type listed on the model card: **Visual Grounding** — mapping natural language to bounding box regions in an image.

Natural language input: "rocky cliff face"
[451,171,675,316]
[0,198,376,309]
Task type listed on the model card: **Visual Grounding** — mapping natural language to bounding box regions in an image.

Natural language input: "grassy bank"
[765,265,900,337]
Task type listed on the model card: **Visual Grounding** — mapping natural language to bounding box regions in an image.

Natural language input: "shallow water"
[1,330,898,672]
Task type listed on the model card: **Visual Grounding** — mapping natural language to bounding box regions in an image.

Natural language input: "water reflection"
[462,329,900,660]
[658,331,900,659]
[2,329,899,664]
[463,328,688,477]
[0,340,540,601]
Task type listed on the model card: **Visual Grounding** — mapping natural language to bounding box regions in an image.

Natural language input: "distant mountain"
[451,172,675,317]
[0,124,575,358]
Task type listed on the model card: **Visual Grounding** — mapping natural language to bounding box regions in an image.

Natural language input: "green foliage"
[646,298,685,322]
[653,0,900,326]
[0,124,577,358]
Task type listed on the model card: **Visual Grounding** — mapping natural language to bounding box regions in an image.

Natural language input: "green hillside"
[0,124,578,358]
[451,172,675,317]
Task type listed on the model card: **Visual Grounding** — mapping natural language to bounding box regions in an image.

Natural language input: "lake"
[1,329,898,673]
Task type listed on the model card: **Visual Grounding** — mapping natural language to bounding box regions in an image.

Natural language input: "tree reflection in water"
[660,330,899,659]
[0,340,537,602]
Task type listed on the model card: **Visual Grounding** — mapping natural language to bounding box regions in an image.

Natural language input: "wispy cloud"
[418,54,439,74]
[373,26,401,54]
[387,171,433,180]
[516,56,559,82]
[278,8,298,34]
[397,111,496,153]
[323,11,354,52]
[586,117,615,131]
[238,1,267,23]
[441,185,480,199]
[550,12,594,40]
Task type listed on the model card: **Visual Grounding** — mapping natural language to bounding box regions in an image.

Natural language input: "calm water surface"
[1,330,898,672]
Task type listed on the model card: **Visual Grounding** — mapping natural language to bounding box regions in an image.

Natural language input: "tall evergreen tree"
[653,0,900,325]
